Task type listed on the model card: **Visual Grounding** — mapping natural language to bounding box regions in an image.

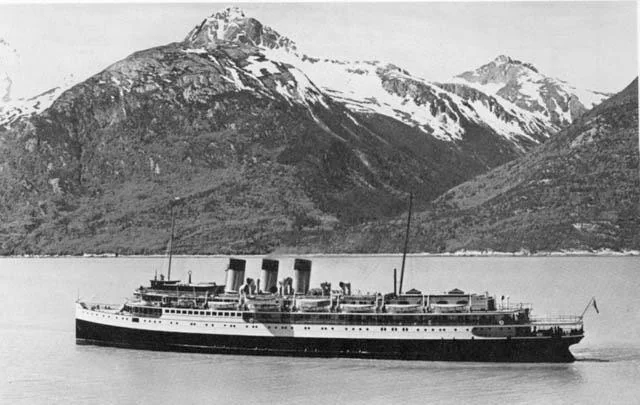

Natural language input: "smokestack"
[260,259,279,294]
[293,259,312,295]
[224,258,246,293]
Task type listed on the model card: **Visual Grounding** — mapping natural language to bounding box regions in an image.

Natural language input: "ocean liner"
[75,197,589,362]
[75,256,587,362]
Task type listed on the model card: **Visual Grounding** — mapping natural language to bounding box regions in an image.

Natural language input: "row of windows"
[85,312,475,333]
[164,309,240,317]
[85,311,507,334]
[86,311,506,333]
[245,312,516,326]
[151,308,518,327]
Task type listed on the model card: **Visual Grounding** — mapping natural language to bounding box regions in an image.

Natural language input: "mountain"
[185,8,607,151]
[452,55,611,128]
[0,9,512,255]
[328,78,638,253]
[0,7,619,255]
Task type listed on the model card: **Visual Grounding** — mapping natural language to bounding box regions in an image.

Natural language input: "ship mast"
[399,192,413,295]
[167,203,177,281]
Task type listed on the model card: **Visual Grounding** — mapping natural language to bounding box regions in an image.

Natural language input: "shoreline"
[3,249,639,259]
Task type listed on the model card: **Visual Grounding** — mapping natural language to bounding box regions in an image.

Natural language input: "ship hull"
[76,318,580,363]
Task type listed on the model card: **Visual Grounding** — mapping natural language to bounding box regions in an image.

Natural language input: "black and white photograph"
[0,1,638,403]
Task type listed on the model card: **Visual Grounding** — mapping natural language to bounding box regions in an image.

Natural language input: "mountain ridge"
[0,37,512,254]
[322,77,638,253]
[1,7,610,149]
[0,7,630,255]
[453,55,610,128]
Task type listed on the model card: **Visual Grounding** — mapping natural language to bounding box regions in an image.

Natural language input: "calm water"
[1,255,639,404]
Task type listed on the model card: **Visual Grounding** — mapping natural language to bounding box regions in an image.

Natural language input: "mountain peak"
[217,6,246,21]
[493,54,512,64]
[454,55,543,91]
[184,7,297,52]
[491,54,538,73]
[453,54,610,127]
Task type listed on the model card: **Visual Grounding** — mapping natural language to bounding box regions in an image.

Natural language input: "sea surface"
[1,255,639,404]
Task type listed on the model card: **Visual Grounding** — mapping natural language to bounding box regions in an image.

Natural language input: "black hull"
[76,319,581,363]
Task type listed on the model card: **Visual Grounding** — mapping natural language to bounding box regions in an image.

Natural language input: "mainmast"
[167,202,177,281]
[399,192,413,295]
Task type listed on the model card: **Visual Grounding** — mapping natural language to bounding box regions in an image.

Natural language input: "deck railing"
[497,303,533,311]
[531,315,583,325]
[78,302,121,312]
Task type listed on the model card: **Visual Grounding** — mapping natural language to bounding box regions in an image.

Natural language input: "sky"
[0,1,637,99]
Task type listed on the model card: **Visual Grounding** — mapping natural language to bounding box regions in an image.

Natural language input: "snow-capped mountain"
[0,6,625,255]
[2,8,609,148]
[184,8,607,150]
[453,55,611,127]
[185,7,297,53]
[280,57,551,145]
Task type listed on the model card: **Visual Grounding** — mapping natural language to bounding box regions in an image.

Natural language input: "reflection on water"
[1,256,639,404]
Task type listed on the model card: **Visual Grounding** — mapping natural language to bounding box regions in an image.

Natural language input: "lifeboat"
[245,295,280,312]
[297,297,331,312]
[432,303,466,313]
[208,300,238,310]
[340,303,376,313]
[385,303,422,313]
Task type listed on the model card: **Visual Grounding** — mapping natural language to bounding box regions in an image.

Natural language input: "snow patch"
[346,113,362,127]
[287,68,329,108]
[517,75,546,108]
[356,150,371,168]
[183,48,208,55]
[565,84,609,108]
[0,86,66,127]
[244,56,281,77]
[224,67,250,91]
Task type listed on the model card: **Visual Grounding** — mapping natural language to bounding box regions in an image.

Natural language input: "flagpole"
[579,296,598,319]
